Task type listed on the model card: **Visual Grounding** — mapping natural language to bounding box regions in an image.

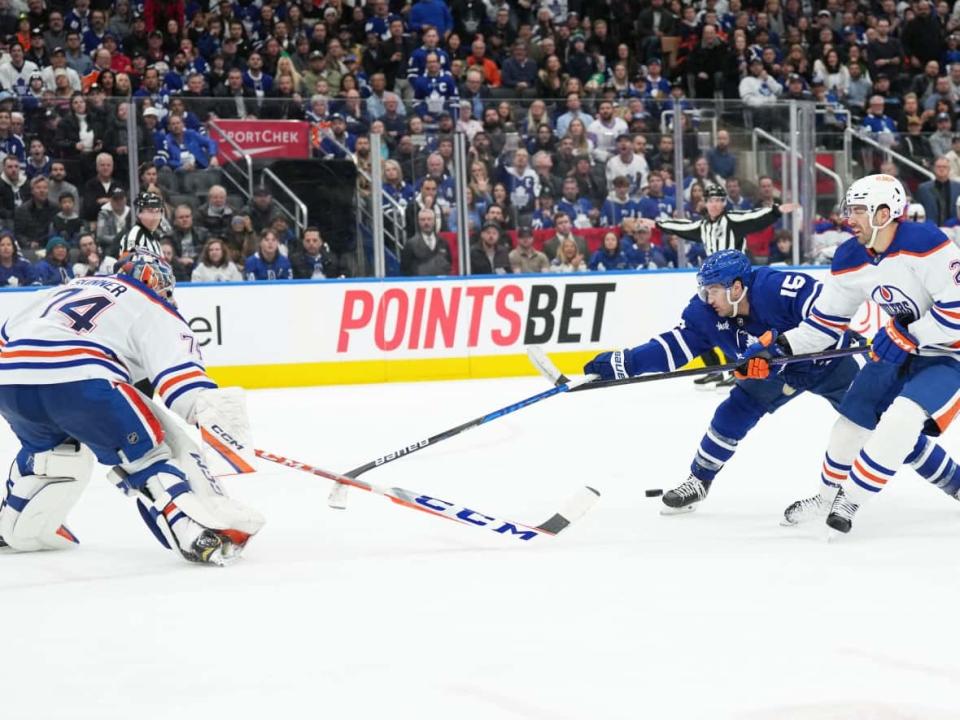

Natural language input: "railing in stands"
[752,128,844,210]
[206,119,254,202]
[843,128,935,183]
[261,167,308,238]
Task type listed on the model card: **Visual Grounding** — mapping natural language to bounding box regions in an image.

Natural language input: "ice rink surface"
[5,374,960,720]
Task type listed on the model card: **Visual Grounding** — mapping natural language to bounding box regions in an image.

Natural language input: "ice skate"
[715,373,736,390]
[781,485,839,526]
[825,489,859,535]
[180,528,250,567]
[661,475,711,514]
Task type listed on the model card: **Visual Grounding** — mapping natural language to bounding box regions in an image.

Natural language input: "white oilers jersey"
[0,276,217,423]
[784,223,960,359]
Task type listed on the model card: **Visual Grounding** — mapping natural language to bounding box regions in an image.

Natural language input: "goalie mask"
[117,250,176,298]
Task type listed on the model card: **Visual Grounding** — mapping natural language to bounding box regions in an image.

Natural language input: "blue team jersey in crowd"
[244,252,292,281]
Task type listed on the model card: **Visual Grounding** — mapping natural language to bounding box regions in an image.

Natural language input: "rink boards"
[0,269,884,388]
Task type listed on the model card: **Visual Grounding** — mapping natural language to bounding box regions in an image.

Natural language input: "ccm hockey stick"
[527,344,871,391]
[326,371,598,509]
[257,449,600,542]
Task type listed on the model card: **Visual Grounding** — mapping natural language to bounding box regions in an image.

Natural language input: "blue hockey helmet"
[117,250,176,298]
[696,249,752,314]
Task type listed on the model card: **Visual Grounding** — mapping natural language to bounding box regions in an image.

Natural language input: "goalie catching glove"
[734,330,792,380]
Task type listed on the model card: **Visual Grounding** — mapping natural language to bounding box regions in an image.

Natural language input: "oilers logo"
[871,285,919,322]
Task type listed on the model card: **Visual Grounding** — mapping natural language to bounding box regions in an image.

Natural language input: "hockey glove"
[584,349,632,380]
[734,330,790,380]
[870,317,917,366]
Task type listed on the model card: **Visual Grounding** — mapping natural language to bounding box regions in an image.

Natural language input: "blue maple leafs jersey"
[623,267,838,384]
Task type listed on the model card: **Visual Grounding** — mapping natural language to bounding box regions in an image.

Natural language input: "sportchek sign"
[214,119,310,162]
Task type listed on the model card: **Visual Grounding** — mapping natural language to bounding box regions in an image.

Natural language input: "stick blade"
[535,486,601,535]
[526,346,568,386]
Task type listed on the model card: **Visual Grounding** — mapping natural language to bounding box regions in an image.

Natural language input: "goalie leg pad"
[0,442,94,551]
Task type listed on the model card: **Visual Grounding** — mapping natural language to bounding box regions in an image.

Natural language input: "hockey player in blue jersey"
[0,252,264,564]
[584,250,960,514]
[740,174,960,533]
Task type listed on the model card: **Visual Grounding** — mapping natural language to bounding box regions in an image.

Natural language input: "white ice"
[5,376,960,720]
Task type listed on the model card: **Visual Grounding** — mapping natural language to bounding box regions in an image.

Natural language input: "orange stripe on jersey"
[157,369,205,396]
[886,239,952,260]
[831,262,870,276]
[935,306,960,320]
[852,459,888,486]
[1,347,118,362]
[811,314,848,330]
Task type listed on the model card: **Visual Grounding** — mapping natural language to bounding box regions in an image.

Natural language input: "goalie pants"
[0,380,163,474]
[690,356,859,483]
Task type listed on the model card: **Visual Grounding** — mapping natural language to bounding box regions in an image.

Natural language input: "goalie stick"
[257,450,600,541]
[326,371,597,509]
[526,344,871,392]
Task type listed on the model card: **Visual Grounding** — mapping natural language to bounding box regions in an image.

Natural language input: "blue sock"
[691,424,739,484]
[905,435,960,497]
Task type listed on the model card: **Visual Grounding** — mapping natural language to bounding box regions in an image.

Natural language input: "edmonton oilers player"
[742,174,960,533]
[0,252,264,564]
[584,250,960,514]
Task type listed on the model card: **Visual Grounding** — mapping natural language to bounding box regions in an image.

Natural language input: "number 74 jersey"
[0,276,217,424]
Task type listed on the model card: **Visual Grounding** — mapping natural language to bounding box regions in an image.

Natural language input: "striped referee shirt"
[116,223,162,257]
[655,205,783,256]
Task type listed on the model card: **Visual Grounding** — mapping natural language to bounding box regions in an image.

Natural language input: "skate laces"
[832,492,858,518]
[674,477,706,501]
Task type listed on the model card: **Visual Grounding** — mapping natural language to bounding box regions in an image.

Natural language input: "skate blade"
[825,527,847,543]
[660,504,698,516]
[327,482,349,510]
[780,517,798,527]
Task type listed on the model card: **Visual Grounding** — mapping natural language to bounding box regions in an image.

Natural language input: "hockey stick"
[257,449,600,542]
[326,371,598,509]
[527,344,871,392]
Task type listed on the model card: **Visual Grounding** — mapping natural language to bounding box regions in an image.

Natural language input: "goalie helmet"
[117,250,176,297]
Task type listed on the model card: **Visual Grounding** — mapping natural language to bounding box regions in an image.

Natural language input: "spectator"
[0,230,32,286]
[0,42,40,95]
[725,178,753,211]
[532,188,556,230]
[866,18,902,80]
[47,161,79,207]
[861,94,898,148]
[706,130,736,180]
[638,170,676,219]
[72,231,116,277]
[290,226,336,279]
[508,225,549,273]
[95,187,133,248]
[23,138,50,179]
[622,219,667,269]
[500,42,537,97]
[768,229,794,265]
[158,238,192,283]
[500,147,539,217]
[0,155,28,226]
[55,93,105,161]
[191,237,243,282]
[930,113,955,158]
[588,231,631,271]
[52,192,83,244]
[402,207,452,276]
[411,51,459,122]
[901,0,944,71]
[408,0,454,37]
[550,235,587,273]
[198,184,235,236]
[244,229,292,280]
[916,157,960,226]
[404,176,446,235]
[469,221,511,275]
[845,62,872,111]
[686,24,731,99]
[80,152,121,222]
[739,58,783,124]
[605,133,649,197]
[587,100,628,164]
[214,67,258,119]
[945,135,960,179]
[466,38,500,88]
[33,235,73,285]
[555,93,593,138]
[555,178,595,230]
[531,151,562,200]
[542,211,587,260]
[169,203,207,265]
[14,175,56,249]
[165,113,219,172]
[599,176,642,227]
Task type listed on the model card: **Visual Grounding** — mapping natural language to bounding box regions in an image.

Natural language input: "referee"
[640,185,800,387]
[116,191,165,258]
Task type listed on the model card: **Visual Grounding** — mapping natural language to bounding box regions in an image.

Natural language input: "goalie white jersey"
[0,275,217,423]
[784,223,960,359]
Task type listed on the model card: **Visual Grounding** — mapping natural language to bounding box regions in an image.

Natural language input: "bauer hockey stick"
[257,450,600,542]
[325,371,598,509]
[527,344,871,392]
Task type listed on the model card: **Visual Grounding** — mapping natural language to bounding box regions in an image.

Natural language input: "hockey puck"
[645,488,664,498]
